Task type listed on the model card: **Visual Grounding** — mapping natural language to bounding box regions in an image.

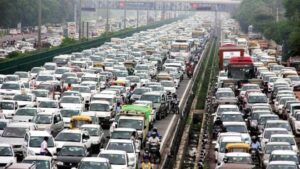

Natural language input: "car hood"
[13,116,33,122]
[28,146,56,155]
[0,156,16,164]
[60,103,82,109]
[88,111,111,117]
[56,156,84,163]
[0,137,23,146]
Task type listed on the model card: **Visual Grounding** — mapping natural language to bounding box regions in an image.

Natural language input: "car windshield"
[267,164,297,169]
[35,115,52,124]
[32,90,48,97]
[270,154,298,164]
[60,97,81,104]
[271,137,296,145]
[0,102,14,110]
[241,85,260,91]
[217,107,239,115]
[60,146,85,156]
[135,65,149,70]
[216,92,234,98]
[127,77,140,83]
[23,160,50,169]
[140,95,161,103]
[2,127,27,138]
[73,87,91,93]
[13,94,32,101]
[149,86,163,92]
[37,76,53,81]
[225,125,247,133]
[221,114,243,122]
[111,131,133,139]
[226,156,252,164]
[265,144,292,154]
[160,81,174,87]
[106,142,134,153]
[90,103,110,111]
[266,123,291,131]
[259,116,279,125]
[38,101,58,108]
[81,127,100,136]
[55,69,69,74]
[29,136,55,147]
[133,88,150,95]
[264,130,288,139]
[252,112,270,120]
[78,161,110,169]
[0,146,13,156]
[99,153,126,165]
[60,109,80,117]
[15,109,37,116]
[31,68,44,73]
[82,77,98,82]
[115,71,128,77]
[248,95,268,103]
[118,119,143,130]
[1,83,19,90]
[55,132,81,142]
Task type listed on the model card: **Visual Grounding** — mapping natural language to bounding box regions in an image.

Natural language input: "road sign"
[119,2,156,10]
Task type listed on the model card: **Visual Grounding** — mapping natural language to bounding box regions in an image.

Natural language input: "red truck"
[218,43,245,70]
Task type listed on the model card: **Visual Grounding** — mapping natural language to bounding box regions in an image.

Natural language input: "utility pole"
[105,0,109,32]
[124,0,127,29]
[136,10,139,28]
[79,0,82,40]
[38,0,42,48]
[276,8,279,23]
[146,9,149,24]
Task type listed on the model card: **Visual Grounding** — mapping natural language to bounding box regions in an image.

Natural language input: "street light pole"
[105,0,109,32]
[79,0,82,40]
[124,0,127,29]
[136,10,139,28]
[38,0,42,48]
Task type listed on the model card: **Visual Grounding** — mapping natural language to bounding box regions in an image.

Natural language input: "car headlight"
[56,161,63,165]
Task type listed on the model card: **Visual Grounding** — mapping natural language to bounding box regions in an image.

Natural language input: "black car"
[55,143,89,169]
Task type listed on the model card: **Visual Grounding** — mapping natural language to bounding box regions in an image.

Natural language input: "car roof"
[225,152,251,157]
[223,122,246,126]
[108,139,133,143]
[24,155,52,161]
[99,150,127,155]
[270,134,294,138]
[264,128,288,131]
[81,124,100,128]
[268,161,297,165]
[271,150,296,155]
[7,122,36,128]
[28,130,52,137]
[266,142,291,146]
[90,100,110,104]
[113,128,136,132]
[218,105,238,108]
[62,142,85,147]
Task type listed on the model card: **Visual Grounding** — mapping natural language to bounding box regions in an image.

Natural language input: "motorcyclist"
[214,117,223,127]
[147,127,161,138]
[148,132,161,160]
[171,93,179,114]
[251,136,261,150]
[142,149,152,169]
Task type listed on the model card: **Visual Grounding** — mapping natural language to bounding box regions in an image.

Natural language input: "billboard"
[67,22,76,38]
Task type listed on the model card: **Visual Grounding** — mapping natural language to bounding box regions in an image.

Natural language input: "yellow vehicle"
[156,72,173,81]
[70,115,92,129]
[226,143,250,153]
[93,63,105,68]
[111,80,130,88]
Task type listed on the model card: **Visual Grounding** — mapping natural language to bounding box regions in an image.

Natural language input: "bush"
[6,51,21,59]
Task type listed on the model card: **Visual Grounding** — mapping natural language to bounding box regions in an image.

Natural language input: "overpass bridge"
[83,0,241,12]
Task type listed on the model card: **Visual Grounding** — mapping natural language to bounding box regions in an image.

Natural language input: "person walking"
[40,137,50,156]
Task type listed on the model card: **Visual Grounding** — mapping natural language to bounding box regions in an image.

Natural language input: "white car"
[262,142,293,168]
[37,100,60,113]
[215,136,243,163]
[266,161,298,169]
[260,128,289,150]
[269,134,298,153]
[160,80,176,94]
[22,156,57,169]
[55,129,92,152]
[80,124,105,151]
[59,96,84,110]
[98,150,129,169]
[269,150,299,166]
[222,122,251,144]
[105,139,137,168]
[0,144,16,167]
[13,93,36,107]
[60,108,81,128]
[0,81,25,99]
[88,100,114,127]
[0,100,18,119]
[13,107,38,122]
[22,130,57,157]
[77,157,110,169]
[110,128,141,153]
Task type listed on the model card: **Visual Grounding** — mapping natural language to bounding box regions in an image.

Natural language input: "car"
[213,88,237,107]
[130,87,152,101]
[37,100,59,113]
[248,110,272,129]
[0,144,16,167]
[4,163,36,169]
[257,114,279,132]
[215,136,243,163]
[22,156,56,169]
[77,157,111,169]
[220,112,244,122]
[269,150,299,166]
[0,119,10,135]
[217,152,252,167]
[140,91,168,120]
[55,143,89,169]
[0,122,37,157]
[59,96,84,110]
[34,111,64,136]
[22,130,56,157]
[13,108,38,123]
[104,139,137,168]
[80,124,105,153]
[160,80,176,94]
[214,104,239,118]
[60,108,81,128]
[261,142,293,168]
[88,101,114,128]
[260,128,289,150]
[110,128,141,153]
[264,120,292,135]
[269,134,298,153]
[222,122,251,144]
[0,100,18,119]
[0,81,25,100]
[55,129,92,152]
[13,93,36,107]
[266,161,299,169]
[98,150,129,169]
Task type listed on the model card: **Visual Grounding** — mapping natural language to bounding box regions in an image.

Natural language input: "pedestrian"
[40,137,49,156]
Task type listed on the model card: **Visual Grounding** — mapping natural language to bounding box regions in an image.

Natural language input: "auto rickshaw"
[70,115,92,129]
[111,80,130,89]
[124,61,136,75]
[93,63,105,69]
[225,143,250,153]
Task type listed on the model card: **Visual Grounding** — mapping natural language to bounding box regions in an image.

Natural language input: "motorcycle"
[171,100,179,114]
[146,142,161,164]
[250,148,261,166]
[212,125,223,139]
[187,69,193,79]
